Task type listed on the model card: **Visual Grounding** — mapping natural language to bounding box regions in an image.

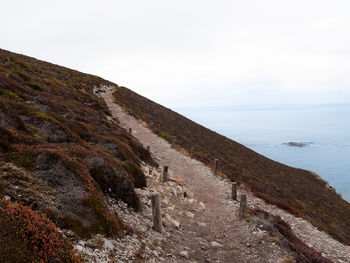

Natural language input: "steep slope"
[112,86,350,245]
[0,48,156,261]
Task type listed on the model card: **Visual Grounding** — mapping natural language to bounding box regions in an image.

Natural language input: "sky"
[1,0,350,109]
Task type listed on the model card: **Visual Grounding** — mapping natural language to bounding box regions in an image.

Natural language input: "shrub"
[254,208,332,263]
[4,150,36,170]
[158,132,172,142]
[0,199,82,262]
[0,89,23,102]
[0,215,40,262]
[11,70,31,81]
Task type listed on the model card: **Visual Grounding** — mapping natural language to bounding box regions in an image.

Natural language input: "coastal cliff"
[0,48,349,262]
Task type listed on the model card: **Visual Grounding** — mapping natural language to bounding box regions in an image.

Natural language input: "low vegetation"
[253,208,332,263]
[0,48,157,261]
[0,199,81,262]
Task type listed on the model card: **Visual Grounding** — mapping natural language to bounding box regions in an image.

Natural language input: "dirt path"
[102,90,292,263]
[101,88,349,263]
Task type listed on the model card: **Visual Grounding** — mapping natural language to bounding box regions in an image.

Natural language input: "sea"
[176,103,350,202]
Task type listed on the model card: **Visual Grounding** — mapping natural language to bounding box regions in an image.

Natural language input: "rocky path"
[102,90,291,263]
[101,88,349,263]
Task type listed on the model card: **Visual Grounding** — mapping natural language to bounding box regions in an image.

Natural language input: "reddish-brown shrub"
[0,199,81,262]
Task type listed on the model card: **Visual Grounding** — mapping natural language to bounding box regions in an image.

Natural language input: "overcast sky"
[1,0,350,108]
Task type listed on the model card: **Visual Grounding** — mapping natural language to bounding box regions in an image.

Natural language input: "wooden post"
[232,182,237,200]
[213,159,218,175]
[129,128,132,134]
[162,166,169,182]
[151,193,162,232]
[190,147,194,159]
[239,194,247,219]
[172,136,176,145]
[147,146,150,152]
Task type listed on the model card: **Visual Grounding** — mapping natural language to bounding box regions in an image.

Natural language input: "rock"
[167,206,175,211]
[162,197,169,205]
[282,142,311,147]
[180,250,189,259]
[103,240,115,250]
[197,222,207,227]
[187,199,196,205]
[172,188,178,196]
[176,185,183,193]
[199,202,206,211]
[186,211,195,218]
[75,244,84,251]
[78,240,86,247]
[210,241,223,248]
[165,214,181,228]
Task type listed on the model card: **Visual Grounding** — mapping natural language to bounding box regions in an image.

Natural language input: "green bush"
[159,132,172,141]
[0,89,23,102]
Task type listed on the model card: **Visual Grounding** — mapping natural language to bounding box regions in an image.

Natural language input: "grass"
[158,131,172,142]
[0,89,23,102]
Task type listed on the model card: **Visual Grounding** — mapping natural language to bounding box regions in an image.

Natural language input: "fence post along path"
[162,166,169,182]
[213,159,218,175]
[239,194,247,219]
[232,182,237,200]
[151,193,162,232]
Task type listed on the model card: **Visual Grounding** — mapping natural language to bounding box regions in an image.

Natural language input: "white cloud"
[1,0,350,108]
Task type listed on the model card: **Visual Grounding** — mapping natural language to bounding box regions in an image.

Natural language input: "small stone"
[78,240,85,247]
[165,214,180,228]
[187,199,196,204]
[103,240,114,250]
[167,206,175,211]
[180,250,189,259]
[176,185,183,193]
[199,202,206,210]
[186,212,195,218]
[210,241,223,248]
[75,244,84,251]
[172,188,178,196]
[162,198,169,205]
[197,222,207,227]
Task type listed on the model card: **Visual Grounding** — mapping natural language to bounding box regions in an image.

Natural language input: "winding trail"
[102,89,349,263]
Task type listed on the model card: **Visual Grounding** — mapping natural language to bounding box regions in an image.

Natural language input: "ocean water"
[176,104,350,202]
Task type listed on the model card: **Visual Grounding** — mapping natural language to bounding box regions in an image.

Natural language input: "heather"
[254,208,332,263]
[0,48,156,244]
[0,199,81,262]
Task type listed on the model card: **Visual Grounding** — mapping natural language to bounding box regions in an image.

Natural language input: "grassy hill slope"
[0,48,156,261]
[113,86,350,245]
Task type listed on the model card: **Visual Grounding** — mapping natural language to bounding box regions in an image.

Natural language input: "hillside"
[0,48,157,261]
[112,86,350,245]
[0,47,349,262]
